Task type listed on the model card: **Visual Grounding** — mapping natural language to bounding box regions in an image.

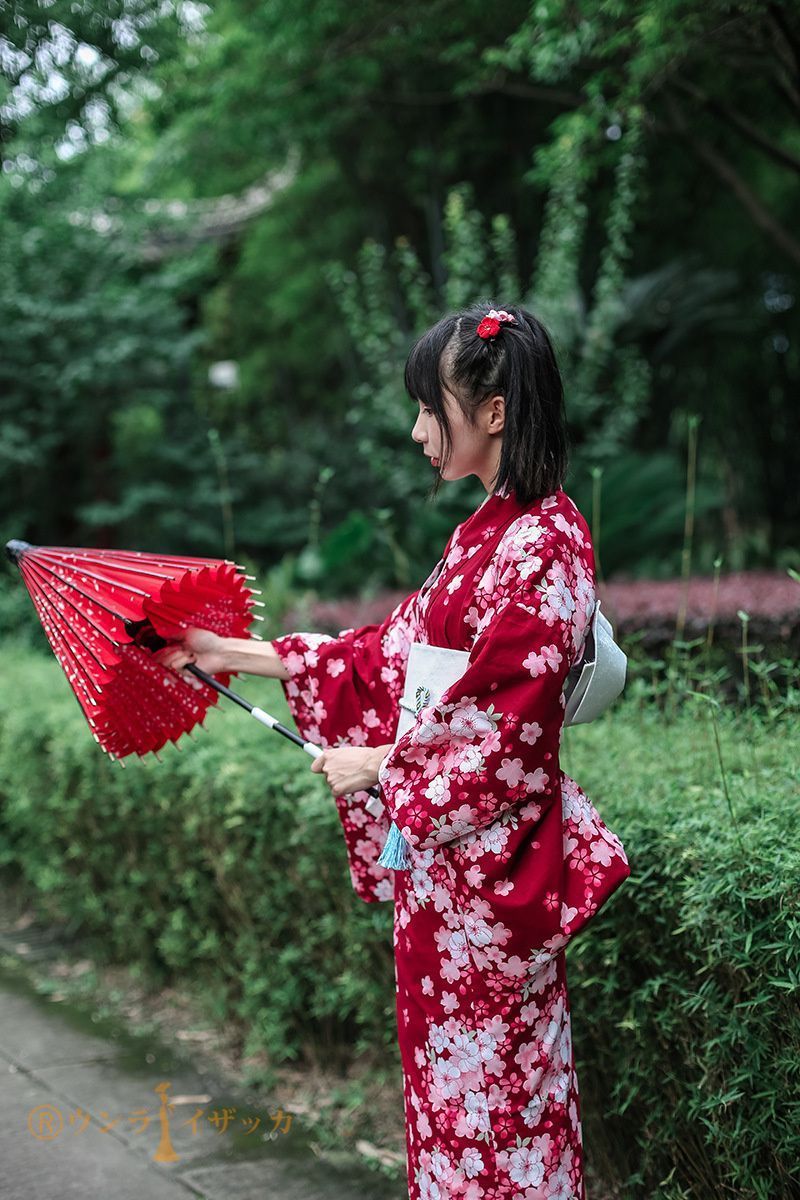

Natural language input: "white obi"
[365,599,626,818]
[562,599,627,725]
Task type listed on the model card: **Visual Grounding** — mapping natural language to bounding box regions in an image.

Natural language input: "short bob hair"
[404,299,569,505]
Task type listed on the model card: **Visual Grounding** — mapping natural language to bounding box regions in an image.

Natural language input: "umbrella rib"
[24,561,121,669]
[84,654,195,757]
[106,636,222,744]
[23,557,138,623]
[24,584,102,708]
[37,554,205,583]
[20,564,188,748]
[33,554,152,597]
[142,675,206,742]
[130,649,220,723]
[42,547,238,569]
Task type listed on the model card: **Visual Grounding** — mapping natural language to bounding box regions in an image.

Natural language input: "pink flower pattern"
[271,487,631,1199]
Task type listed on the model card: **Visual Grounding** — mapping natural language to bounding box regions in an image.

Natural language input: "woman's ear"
[486,393,505,434]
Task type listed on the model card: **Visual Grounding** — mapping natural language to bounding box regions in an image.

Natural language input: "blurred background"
[1,5,798,1200]
[1,0,798,604]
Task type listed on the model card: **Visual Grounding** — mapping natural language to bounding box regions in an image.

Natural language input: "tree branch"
[766,3,800,79]
[670,76,800,174]
[364,75,584,108]
[661,92,800,267]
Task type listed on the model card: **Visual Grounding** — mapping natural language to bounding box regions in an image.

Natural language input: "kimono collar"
[465,481,529,531]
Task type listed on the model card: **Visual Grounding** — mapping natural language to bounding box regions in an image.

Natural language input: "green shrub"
[0,647,396,1069]
[562,702,799,1200]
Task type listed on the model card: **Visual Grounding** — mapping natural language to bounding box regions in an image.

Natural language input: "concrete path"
[0,956,404,1199]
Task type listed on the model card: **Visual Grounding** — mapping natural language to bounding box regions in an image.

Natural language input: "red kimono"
[271,485,631,1200]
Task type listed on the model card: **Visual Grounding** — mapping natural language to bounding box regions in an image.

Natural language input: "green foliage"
[2,0,799,584]
[568,449,721,579]
[0,648,397,1067]
[562,700,800,1200]
[1,0,190,149]
[0,570,45,650]
[0,147,221,551]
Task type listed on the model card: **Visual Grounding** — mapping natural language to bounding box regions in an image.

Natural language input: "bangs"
[403,315,458,416]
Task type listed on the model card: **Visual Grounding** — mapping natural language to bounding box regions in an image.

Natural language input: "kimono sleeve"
[269,588,420,903]
[377,538,593,856]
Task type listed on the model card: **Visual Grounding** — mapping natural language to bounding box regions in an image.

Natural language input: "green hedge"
[0,647,797,1198]
[0,647,397,1069]
[562,704,799,1200]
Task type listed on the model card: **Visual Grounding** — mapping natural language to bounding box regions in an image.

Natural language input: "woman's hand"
[152,626,229,676]
[310,746,384,797]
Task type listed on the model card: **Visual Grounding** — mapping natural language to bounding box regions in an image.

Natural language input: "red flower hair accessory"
[476,308,517,339]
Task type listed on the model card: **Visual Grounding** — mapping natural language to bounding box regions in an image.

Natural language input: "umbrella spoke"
[23,583,104,713]
[24,561,119,671]
[23,555,144,624]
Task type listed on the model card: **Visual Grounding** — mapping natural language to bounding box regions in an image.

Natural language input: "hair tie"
[476,309,517,340]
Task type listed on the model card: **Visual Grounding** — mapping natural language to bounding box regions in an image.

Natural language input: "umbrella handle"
[185,662,383,802]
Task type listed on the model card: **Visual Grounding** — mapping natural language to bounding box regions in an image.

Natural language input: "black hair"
[404,299,569,505]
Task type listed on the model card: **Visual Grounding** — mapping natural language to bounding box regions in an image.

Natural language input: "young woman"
[157,301,631,1200]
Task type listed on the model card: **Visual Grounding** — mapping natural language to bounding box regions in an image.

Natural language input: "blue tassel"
[377,820,411,870]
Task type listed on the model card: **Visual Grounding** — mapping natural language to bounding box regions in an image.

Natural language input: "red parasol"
[4,539,259,759]
[4,539,384,803]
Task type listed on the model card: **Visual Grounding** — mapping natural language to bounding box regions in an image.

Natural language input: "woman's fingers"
[148,641,209,695]
[153,645,196,671]
[183,669,204,692]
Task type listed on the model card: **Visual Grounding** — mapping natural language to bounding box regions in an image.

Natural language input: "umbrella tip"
[5,539,33,566]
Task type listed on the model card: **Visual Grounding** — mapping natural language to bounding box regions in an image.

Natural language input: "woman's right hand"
[152,626,229,677]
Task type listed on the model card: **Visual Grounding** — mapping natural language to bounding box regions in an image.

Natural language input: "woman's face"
[411,384,504,486]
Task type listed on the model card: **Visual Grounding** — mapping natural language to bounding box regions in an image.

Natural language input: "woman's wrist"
[220,636,291,679]
[372,742,395,783]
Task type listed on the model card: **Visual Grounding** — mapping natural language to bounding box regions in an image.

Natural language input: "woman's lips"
[430,456,440,466]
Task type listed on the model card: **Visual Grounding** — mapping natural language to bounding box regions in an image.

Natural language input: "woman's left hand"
[310,745,382,797]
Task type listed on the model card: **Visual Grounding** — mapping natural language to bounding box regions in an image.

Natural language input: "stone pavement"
[0,961,403,1200]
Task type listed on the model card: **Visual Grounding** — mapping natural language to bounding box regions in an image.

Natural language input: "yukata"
[271,485,631,1200]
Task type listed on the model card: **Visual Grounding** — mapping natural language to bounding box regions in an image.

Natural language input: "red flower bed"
[283,571,800,651]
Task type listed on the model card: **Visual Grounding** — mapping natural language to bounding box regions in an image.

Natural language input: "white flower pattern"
[271,488,631,1199]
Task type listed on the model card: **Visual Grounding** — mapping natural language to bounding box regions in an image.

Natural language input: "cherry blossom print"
[523,643,564,678]
[271,487,631,1199]
[520,720,543,745]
